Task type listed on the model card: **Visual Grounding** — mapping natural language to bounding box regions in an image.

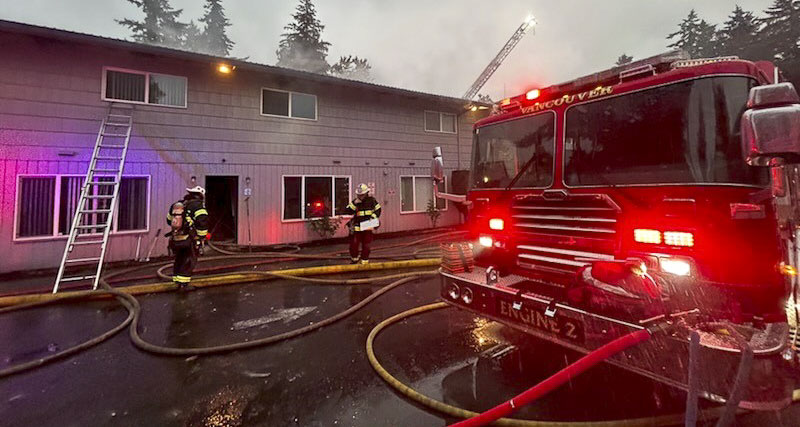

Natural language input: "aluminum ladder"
[53,104,134,293]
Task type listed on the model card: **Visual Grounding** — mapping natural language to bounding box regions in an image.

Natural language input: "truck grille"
[512,193,619,275]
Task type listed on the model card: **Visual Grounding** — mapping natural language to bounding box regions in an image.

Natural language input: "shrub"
[306,215,341,239]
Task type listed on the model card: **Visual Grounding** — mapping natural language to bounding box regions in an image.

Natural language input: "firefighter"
[345,183,382,264]
[166,186,209,290]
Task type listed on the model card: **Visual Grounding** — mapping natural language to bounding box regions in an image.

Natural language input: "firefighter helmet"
[355,183,370,195]
[186,186,206,196]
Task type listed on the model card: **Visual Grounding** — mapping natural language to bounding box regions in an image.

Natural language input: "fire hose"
[449,330,653,427]
[0,231,464,377]
[365,303,779,427]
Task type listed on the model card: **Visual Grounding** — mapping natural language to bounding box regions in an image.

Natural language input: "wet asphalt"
[2,246,800,426]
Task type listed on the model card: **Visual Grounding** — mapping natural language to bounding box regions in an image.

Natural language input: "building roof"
[0,19,486,109]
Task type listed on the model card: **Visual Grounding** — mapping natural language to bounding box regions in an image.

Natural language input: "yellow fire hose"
[366,303,800,427]
[0,258,440,308]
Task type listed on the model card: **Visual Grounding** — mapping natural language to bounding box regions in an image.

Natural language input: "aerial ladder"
[53,103,134,293]
[463,15,537,100]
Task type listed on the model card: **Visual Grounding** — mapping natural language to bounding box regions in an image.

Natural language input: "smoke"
[0,0,776,99]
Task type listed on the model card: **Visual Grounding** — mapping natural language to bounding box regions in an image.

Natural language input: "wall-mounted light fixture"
[217,63,236,74]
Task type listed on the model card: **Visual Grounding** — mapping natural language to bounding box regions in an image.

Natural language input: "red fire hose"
[450,329,653,427]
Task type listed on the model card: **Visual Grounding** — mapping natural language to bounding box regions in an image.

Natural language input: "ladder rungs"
[92,168,119,173]
[75,225,108,230]
[101,133,128,137]
[100,144,125,149]
[71,240,104,246]
[85,195,115,199]
[87,181,117,186]
[60,275,96,282]
[108,114,131,119]
[81,209,112,214]
[65,257,101,264]
[95,156,123,161]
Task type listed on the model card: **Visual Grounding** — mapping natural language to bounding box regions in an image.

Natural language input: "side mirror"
[431,147,445,182]
[741,82,800,166]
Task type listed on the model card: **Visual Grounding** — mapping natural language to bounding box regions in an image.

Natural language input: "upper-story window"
[103,67,187,108]
[424,111,456,133]
[262,88,317,120]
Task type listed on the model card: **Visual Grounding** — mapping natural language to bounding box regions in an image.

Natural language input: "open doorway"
[204,176,238,242]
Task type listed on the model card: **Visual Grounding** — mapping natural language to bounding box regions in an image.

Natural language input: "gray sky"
[0,0,775,99]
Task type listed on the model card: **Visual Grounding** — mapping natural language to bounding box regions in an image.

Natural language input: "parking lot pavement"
[2,257,800,426]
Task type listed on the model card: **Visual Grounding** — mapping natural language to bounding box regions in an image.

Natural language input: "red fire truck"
[432,51,800,410]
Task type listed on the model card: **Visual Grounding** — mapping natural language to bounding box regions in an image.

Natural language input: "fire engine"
[432,50,800,410]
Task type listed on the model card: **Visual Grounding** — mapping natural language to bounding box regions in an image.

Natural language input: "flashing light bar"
[634,229,661,244]
[663,231,694,247]
[525,89,541,100]
[670,56,739,70]
[489,218,505,230]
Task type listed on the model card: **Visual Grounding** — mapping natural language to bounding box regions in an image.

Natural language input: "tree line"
[117,0,372,81]
[616,1,800,87]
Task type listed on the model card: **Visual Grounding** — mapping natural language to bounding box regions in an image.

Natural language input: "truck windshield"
[472,112,555,188]
[564,76,768,187]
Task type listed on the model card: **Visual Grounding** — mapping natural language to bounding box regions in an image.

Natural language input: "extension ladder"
[53,104,134,293]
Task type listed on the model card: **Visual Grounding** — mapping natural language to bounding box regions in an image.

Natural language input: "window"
[103,68,187,107]
[262,88,317,120]
[472,112,556,189]
[15,175,150,239]
[282,176,351,221]
[564,77,767,186]
[17,177,55,238]
[400,176,446,213]
[424,111,456,133]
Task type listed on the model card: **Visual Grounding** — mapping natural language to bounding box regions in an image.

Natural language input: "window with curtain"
[400,176,447,212]
[15,175,150,239]
[58,176,84,235]
[149,74,187,107]
[104,68,187,107]
[105,70,146,103]
[17,177,56,238]
[117,178,149,231]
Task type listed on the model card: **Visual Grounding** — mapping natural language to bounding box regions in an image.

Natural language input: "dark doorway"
[204,176,238,242]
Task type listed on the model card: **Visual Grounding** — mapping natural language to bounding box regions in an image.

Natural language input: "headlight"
[660,258,691,276]
[479,236,493,248]
[461,287,474,304]
[447,283,460,300]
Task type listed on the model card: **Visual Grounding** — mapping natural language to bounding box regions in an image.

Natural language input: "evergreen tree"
[758,0,800,61]
[329,55,372,81]
[615,54,633,66]
[117,0,188,49]
[184,20,204,52]
[276,0,331,73]
[718,6,762,59]
[667,10,718,58]
[758,0,800,88]
[696,19,719,57]
[199,0,234,57]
